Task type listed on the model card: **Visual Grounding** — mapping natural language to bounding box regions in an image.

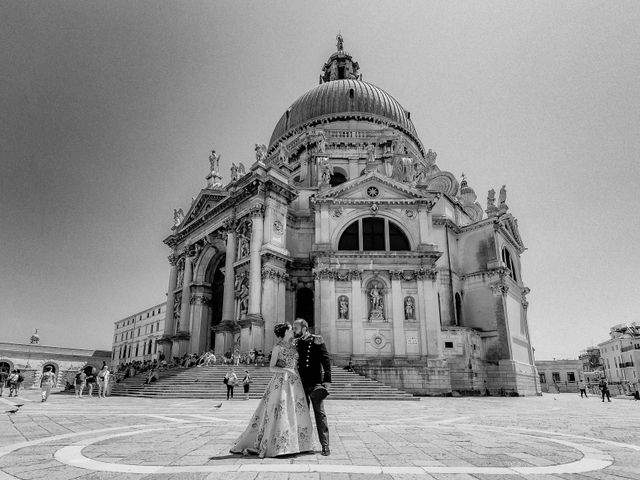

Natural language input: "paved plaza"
[1,391,638,479]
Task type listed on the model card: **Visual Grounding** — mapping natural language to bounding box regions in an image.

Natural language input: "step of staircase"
[111,365,417,400]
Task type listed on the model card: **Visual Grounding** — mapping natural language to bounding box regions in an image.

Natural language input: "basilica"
[159,37,539,396]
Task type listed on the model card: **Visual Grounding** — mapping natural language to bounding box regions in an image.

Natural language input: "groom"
[293,318,332,456]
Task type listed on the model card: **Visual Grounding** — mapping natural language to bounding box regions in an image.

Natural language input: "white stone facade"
[598,323,640,383]
[158,40,539,395]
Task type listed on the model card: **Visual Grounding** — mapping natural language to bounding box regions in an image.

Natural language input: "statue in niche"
[255,144,267,163]
[404,296,415,320]
[368,283,385,321]
[487,189,496,209]
[237,232,250,260]
[338,295,349,320]
[297,149,309,181]
[173,208,185,227]
[414,161,428,184]
[393,156,415,183]
[365,144,376,164]
[176,260,185,288]
[498,185,507,205]
[230,163,238,181]
[318,157,333,185]
[315,131,327,154]
[277,144,289,164]
[238,279,249,315]
[393,135,406,155]
[173,297,182,331]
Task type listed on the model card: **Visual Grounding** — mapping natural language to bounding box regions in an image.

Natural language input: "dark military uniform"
[295,334,331,449]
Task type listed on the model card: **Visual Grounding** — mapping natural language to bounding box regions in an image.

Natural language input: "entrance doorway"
[296,288,315,332]
[208,257,225,351]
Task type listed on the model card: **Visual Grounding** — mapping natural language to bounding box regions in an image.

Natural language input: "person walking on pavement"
[242,370,251,400]
[0,368,8,397]
[97,365,110,398]
[599,378,611,402]
[74,368,86,398]
[224,368,237,400]
[293,318,332,456]
[40,366,56,402]
[578,379,588,398]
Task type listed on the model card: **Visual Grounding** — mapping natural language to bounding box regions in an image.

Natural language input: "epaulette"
[312,335,324,345]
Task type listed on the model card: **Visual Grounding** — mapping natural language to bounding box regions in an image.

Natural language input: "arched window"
[455,293,463,326]
[330,171,347,187]
[338,218,410,252]
[501,248,518,282]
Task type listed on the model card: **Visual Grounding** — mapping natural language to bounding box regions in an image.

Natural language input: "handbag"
[223,377,228,384]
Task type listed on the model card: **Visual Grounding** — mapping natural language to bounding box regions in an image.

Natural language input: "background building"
[0,342,110,390]
[112,303,166,365]
[598,323,640,383]
[158,38,538,396]
[536,359,583,393]
[578,346,604,382]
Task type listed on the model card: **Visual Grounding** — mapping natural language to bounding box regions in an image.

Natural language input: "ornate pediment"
[180,190,230,229]
[315,171,432,203]
[496,214,525,253]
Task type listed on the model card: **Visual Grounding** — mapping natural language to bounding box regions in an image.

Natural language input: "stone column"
[261,266,286,353]
[390,271,406,356]
[161,253,179,356]
[316,269,336,353]
[221,228,236,323]
[248,206,264,316]
[350,271,364,355]
[179,254,193,333]
[419,268,442,357]
[189,291,212,354]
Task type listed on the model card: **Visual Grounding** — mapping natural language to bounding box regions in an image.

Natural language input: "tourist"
[74,368,86,398]
[256,351,264,366]
[242,370,251,400]
[145,368,159,384]
[0,368,8,397]
[86,369,97,397]
[40,366,56,402]
[599,378,611,402]
[578,379,588,398]
[230,323,313,458]
[632,380,639,401]
[233,349,241,366]
[224,368,237,400]
[97,365,110,398]
[248,349,256,365]
[7,370,19,397]
[15,370,24,396]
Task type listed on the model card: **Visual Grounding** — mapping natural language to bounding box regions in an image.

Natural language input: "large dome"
[268,79,422,152]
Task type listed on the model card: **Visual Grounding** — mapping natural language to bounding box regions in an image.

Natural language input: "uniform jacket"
[295,334,331,387]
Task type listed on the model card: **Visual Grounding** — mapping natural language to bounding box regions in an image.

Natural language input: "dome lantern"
[320,34,361,84]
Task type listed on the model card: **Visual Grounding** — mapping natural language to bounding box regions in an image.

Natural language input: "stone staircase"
[110,365,417,401]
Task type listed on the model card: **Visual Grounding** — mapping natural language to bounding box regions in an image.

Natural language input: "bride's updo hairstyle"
[274,323,290,339]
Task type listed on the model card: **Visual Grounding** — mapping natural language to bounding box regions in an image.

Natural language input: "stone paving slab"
[0,390,638,479]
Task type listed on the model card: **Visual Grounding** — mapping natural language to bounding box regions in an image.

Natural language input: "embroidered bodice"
[275,340,299,369]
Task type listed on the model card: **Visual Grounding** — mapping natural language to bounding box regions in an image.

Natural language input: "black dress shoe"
[321,446,330,456]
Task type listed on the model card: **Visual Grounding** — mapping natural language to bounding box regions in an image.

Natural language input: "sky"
[1,1,639,358]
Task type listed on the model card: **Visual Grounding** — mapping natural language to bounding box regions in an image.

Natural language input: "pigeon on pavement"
[214,403,222,408]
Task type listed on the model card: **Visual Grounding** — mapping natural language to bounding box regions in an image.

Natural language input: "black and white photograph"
[1,1,639,478]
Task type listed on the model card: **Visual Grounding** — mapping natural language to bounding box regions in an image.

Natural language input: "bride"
[230,323,314,458]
